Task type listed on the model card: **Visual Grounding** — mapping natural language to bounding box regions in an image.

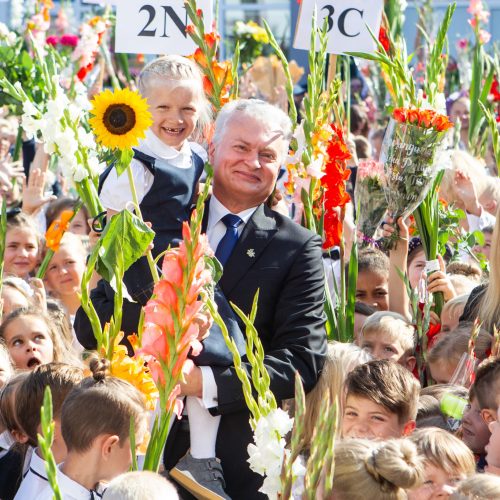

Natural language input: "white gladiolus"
[247,408,294,499]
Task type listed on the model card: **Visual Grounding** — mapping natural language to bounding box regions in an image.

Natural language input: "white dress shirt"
[199,195,258,408]
[99,129,207,212]
[14,449,48,500]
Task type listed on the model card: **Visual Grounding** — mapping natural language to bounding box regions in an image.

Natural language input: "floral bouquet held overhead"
[380,107,453,249]
[354,159,387,245]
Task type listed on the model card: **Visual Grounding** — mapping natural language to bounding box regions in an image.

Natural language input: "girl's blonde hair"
[427,324,491,367]
[360,311,415,354]
[328,438,424,499]
[441,294,470,327]
[302,342,371,450]
[61,356,147,452]
[0,341,13,387]
[410,427,476,476]
[451,473,500,499]
[137,54,212,142]
[0,306,81,367]
[6,212,42,246]
[479,212,500,332]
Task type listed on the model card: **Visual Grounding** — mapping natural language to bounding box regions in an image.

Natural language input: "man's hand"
[179,361,203,398]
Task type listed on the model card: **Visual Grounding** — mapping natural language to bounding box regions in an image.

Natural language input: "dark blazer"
[164,202,327,499]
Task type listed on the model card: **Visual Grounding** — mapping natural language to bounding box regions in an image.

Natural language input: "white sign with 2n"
[115,0,213,55]
[293,0,384,55]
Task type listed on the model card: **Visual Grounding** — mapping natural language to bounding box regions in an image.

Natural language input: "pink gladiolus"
[457,38,468,50]
[479,29,491,44]
[60,34,79,47]
[467,0,490,23]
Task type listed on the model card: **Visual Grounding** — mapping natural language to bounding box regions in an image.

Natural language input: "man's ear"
[208,141,215,164]
[481,409,497,425]
[101,434,120,458]
[402,420,416,436]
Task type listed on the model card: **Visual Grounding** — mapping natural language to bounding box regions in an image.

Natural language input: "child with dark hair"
[355,247,390,311]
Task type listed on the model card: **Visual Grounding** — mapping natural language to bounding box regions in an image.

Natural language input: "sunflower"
[89,88,153,150]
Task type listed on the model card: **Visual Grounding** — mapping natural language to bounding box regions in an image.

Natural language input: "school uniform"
[34,465,103,500]
[14,449,49,500]
[0,432,24,500]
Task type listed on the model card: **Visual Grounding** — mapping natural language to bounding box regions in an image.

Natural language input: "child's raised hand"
[426,255,456,302]
[28,278,47,311]
[21,167,56,215]
[381,217,409,253]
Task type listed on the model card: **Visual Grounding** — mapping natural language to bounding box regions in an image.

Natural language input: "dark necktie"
[215,214,243,266]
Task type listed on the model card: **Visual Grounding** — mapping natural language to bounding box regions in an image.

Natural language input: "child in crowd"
[440,295,471,333]
[4,212,41,280]
[342,359,420,439]
[452,474,500,499]
[408,427,476,499]
[102,471,179,500]
[301,342,371,452]
[1,277,32,316]
[0,342,13,389]
[14,363,84,499]
[35,357,148,499]
[469,358,500,428]
[473,224,493,261]
[353,302,377,342]
[461,381,491,471]
[356,311,416,371]
[0,373,29,500]
[328,438,424,499]
[446,262,482,297]
[44,233,87,317]
[355,247,389,310]
[417,384,468,431]
[45,197,90,236]
[427,324,491,384]
[0,307,80,370]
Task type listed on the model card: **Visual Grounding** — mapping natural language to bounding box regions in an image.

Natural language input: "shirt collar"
[56,465,96,499]
[138,129,192,167]
[31,448,48,476]
[207,195,258,233]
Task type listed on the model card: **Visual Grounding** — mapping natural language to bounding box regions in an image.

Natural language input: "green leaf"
[95,209,155,283]
[473,230,485,246]
[21,50,33,70]
[115,148,135,177]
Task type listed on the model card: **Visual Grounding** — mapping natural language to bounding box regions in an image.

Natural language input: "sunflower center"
[103,104,136,135]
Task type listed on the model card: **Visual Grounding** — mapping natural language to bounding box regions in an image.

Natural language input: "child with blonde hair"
[0,307,80,370]
[408,427,476,499]
[427,323,491,384]
[44,233,87,317]
[102,471,179,500]
[4,212,41,280]
[0,342,13,389]
[440,295,471,334]
[342,359,420,440]
[326,438,424,499]
[357,311,416,371]
[301,342,371,452]
[451,473,500,499]
[34,358,148,499]
[14,363,84,499]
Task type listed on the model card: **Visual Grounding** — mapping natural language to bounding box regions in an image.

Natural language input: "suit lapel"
[219,204,278,296]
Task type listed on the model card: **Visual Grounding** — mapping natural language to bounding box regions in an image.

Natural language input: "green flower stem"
[12,125,23,162]
[0,198,6,323]
[37,387,62,500]
[126,161,160,284]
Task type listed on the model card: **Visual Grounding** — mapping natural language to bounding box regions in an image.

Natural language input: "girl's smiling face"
[4,227,39,278]
[408,248,426,290]
[2,315,54,370]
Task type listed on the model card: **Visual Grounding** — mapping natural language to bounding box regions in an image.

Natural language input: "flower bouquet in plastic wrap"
[380,106,453,249]
[354,159,387,245]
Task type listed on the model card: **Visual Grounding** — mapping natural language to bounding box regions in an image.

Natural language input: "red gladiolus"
[196,8,203,17]
[378,26,390,53]
[321,125,352,249]
[204,31,220,49]
[186,24,196,35]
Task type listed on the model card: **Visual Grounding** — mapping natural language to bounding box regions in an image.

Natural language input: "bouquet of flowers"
[381,106,453,248]
[354,159,387,244]
[233,20,269,67]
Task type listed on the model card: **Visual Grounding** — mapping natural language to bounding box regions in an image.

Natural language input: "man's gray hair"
[213,99,293,158]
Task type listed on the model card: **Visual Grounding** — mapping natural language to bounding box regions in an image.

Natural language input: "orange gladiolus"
[45,210,74,252]
[204,32,220,48]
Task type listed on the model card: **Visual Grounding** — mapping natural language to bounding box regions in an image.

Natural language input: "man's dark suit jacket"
[164,202,327,499]
[74,201,327,498]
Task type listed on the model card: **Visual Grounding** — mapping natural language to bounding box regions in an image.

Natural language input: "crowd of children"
[0,47,498,499]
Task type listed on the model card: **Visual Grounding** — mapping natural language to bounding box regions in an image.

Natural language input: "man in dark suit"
[167,99,327,499]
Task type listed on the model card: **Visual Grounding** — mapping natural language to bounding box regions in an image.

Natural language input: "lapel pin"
[247,249,256,258]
